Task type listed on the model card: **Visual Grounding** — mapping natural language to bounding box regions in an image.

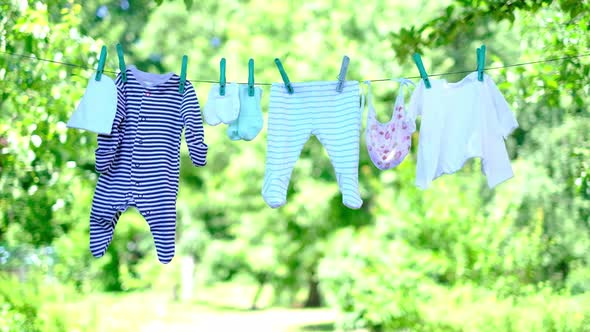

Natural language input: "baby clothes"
[263,81,363,209]
[238,85,263,140]
[364,79,415,170]
[203,83,240,126]
[67,73,117,134]
[90,65,208,264]
[407,72,518,189]
[227,84,263,141]
[226,118,241,140]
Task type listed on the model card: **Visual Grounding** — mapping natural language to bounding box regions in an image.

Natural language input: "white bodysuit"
[408,72,518,189]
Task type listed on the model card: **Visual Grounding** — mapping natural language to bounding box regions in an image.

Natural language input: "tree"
[319,1,590,329]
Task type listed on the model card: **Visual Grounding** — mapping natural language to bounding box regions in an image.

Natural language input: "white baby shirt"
[407,72,518,189]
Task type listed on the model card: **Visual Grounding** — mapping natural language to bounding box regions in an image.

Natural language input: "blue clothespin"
[412,53,431,89]
[248,58,255,96]
[95,45,107,81]
[336,55,350,93]
[116,43,127,83]
[274,58,294,94]
[477,44,486,82]
[219,58,226,96]
[179,55,188,94]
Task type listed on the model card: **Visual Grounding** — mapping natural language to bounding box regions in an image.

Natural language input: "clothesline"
[1,50,589,85]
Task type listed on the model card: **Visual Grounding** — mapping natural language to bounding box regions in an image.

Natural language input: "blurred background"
[1,0,589,331]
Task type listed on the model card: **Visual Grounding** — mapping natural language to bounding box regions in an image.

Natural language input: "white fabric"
[67,73,117,135]
[203,83,240,126]
[408,72,518,189]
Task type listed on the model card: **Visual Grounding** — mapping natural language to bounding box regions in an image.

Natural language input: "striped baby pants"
[262,81,363,209]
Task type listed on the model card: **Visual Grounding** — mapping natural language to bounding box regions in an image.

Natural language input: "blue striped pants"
[262,81,363,209]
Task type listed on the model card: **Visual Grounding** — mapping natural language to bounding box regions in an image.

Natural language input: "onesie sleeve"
[181,81,208,167]
[95,74,125,174]
[487,77,518,139]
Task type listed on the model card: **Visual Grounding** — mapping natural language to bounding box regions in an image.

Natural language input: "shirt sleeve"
[482,75,517,188]
[95,73,125,174]
[487,77,518,139]
[181,81,208,167]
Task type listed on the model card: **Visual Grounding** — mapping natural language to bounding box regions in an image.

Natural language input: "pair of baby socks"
[203,83,263,141]
[227,85,263,141]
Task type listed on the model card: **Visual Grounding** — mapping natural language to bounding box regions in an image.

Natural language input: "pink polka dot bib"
[363,79,416,170]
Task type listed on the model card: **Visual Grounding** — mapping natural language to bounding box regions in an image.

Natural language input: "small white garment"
[407,72,518,189]
[203,83,240,126]
[67,73,117,134]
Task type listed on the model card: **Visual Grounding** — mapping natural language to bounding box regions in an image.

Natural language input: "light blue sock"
[227,120,241,141]
[237,85,263,141]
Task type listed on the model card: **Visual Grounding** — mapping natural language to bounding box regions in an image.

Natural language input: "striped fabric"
[262,81,363,209]
[90,66,208,264]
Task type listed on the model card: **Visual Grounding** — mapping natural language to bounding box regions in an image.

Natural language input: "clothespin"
[336,55,350,93]
[219,58,226,96]
[477,44,486,82]
[95,45,107,81]
[116,43,127,83]
[412,53,430,89]
[248,58,255,96]
[274,58,294,94]
[179,55,188,94]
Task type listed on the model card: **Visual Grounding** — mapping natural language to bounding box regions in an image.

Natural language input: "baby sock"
[237,85,263,141]
[216,83,240,124]
[203,84,222,126]
[227,120,241,141]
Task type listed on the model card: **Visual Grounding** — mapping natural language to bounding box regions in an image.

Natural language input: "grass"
[44,283,338,332]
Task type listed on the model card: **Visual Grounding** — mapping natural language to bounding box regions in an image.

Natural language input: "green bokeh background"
[1,0,589,331]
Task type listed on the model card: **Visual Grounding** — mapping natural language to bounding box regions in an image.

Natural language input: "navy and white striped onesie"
[90,66,207,264]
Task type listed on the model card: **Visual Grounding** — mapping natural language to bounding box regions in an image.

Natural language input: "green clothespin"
[476,48,482,79]
[116,43,127,82]
[274,58,294,94]
[412,53,431,89]
[477,44,486,82]
[179,55,188,94]
[248,58,255,96]
[219,58,226,96]
[95,45,107,81]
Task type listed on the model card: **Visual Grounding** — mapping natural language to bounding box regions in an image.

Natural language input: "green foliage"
[320,226,590,331]
[317,1,590,330]
[423,285,590,332]
[0,276,40,332]
[1,0,590,330]
[0,273,71,332]
[319,228,433,330]
[1,1,97,244]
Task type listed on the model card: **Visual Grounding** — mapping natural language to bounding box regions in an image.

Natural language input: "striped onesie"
[263,81,363,209]
[90,66,208,264]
